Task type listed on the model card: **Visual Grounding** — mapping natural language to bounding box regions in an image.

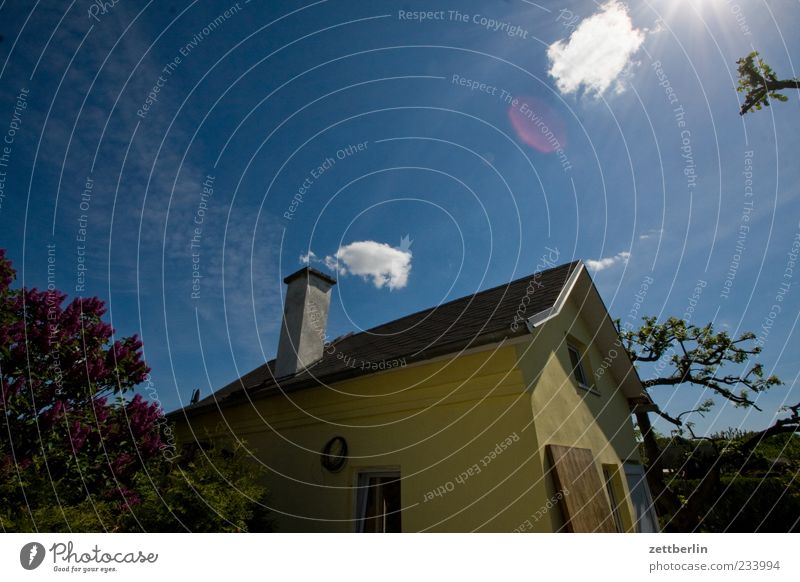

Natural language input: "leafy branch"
[737,51,800,115]
[619,316,782,411]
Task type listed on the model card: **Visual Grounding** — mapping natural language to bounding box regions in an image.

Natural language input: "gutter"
[525,262,584,331]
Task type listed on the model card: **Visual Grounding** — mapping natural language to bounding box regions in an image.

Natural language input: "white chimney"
[274,267,337,378]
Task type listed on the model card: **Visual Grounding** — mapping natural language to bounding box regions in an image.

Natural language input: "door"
[623,462,659,532]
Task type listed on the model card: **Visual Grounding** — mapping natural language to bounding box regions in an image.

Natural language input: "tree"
[0,249,270,531]
[619,316,795,531]
[640,428,800,532]
[737,51,800,115]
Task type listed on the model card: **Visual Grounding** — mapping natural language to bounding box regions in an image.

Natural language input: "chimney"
[275,266,337,377]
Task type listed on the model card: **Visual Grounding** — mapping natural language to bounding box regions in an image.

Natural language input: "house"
[169,260,659,532]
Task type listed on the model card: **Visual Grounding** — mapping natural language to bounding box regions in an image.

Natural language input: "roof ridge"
[354,259,581,335]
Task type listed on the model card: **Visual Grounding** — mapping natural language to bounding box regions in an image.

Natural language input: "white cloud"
[299,251,317,264]
[639,228,664,240]
[547,1,644,96]
[324,241,412,290]
[586,251,631,272]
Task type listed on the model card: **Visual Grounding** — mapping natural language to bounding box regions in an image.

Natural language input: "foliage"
[0,249,270,532]
[744,432,800,463]
[665,431,800,532]
[737,51,799,115]
[671,476,799,532]
[2,441,272,533]
[123,439,273,533]
[619,316,781,410]
[621,314,797,532]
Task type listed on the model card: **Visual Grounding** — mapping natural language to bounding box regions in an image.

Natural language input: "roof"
[170,260,585,417]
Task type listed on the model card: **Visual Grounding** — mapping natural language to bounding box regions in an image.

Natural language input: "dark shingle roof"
[172,260,581,417]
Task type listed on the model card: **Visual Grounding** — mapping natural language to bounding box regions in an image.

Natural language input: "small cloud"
[399,234,414,252]
[324,240,412,290]
[323,254,346,275]
[299,250,317,264]
[547,1,645,96]
[638,228,663,240]
[586,251,630,272]
[648,18,665,35]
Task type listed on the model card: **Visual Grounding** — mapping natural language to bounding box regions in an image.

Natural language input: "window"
[355,470,401,532]
[603,465,624,533]
[567,343,590,389]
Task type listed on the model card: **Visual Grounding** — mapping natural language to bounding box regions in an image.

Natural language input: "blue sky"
[0,0,798,435]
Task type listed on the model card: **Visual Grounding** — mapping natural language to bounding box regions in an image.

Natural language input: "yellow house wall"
[514,295,641,532]
[177,295,641,532]
[179,346,551,532]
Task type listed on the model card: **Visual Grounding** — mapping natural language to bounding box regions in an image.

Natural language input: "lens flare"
[507,96,567,153]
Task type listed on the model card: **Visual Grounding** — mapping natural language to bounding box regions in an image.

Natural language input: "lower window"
[355,470,402,533]
[602,465,625,533]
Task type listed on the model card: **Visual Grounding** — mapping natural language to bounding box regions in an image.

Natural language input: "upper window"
[567,343,590,389]
[355,470,402,533]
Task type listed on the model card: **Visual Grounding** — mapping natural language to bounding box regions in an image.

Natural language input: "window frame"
[623,462,660,533]
[602,465,625,533]
[354,468,402,533]
[566,340,598,394]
